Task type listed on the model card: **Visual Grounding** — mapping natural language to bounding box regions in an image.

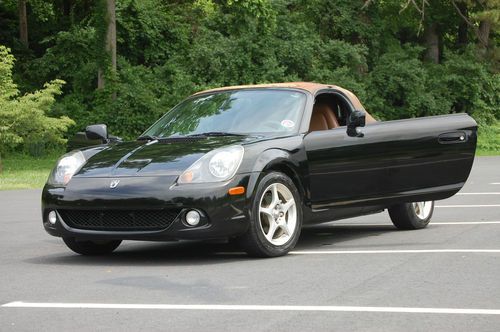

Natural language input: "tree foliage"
[0,46,74,156]
[0,0,498,145]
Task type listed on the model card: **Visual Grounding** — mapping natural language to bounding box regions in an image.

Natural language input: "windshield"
[142,89,306,138]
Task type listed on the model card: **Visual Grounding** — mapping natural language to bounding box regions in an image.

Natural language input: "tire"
[238,172,303,257]
[388,201,434,230]
[63,237,122,255]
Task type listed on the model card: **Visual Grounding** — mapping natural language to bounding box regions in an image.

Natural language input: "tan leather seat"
[309,104,339,131]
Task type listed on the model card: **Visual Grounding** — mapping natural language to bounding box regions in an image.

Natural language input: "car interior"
[309,93,352,131]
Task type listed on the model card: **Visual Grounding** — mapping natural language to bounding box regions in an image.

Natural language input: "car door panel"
[304,113,477,209]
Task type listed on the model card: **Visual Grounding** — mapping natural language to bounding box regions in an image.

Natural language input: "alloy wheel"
[412,201,433,220]
[258,183,297,246]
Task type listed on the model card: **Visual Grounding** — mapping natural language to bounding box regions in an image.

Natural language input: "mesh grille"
[58,209,181,231]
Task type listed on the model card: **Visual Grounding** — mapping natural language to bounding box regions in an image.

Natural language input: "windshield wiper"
[137,135,158,141]
[187,132,247,137]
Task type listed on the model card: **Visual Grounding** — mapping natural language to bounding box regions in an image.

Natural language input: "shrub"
[437,48,500,125]
[365,45,452,120]
[0,45,74,156]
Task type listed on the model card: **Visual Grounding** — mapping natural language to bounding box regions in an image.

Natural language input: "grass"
[0,153,60,190]
[476,149,500,156]
[476,120,500,156]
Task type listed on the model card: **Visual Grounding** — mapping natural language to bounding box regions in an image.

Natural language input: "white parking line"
[456,192,500,195]
[290,249,500,255]
[431,221,500,225]
[436,205,500,208]
[330,221,500,226]
[2,301,500,315]
[490,183,500,185]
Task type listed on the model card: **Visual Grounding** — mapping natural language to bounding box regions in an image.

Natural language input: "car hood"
[75,137,248,178]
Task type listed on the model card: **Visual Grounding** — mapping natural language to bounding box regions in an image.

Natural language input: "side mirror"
[347,110,366,138]
[85,124,108,142]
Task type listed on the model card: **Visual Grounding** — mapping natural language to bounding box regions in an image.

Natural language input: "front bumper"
[42,173,258,241]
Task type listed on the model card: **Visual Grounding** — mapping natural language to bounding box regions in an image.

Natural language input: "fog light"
[185,210,201,226]
[48,210,57,225]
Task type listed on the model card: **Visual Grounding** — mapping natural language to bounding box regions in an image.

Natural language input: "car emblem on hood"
[109,179,120,189]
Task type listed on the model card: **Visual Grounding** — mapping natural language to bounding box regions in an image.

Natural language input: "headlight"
[47,151,86,186]
[178,145,244,184]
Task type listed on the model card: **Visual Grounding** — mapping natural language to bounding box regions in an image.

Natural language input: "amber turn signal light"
[228,186,245,195]
[179,170,193,183]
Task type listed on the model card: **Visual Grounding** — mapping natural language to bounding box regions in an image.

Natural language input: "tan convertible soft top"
[195,82,376,123]
[195,82,334,94]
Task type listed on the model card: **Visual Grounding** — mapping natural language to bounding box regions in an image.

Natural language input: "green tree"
[0,0,497,144]
[97,0,117,90]
[0,45,74,161]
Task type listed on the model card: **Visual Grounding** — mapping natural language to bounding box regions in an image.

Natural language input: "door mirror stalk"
[347,110,366,138]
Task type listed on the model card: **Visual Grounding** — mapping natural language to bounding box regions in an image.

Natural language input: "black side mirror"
[347,110,366,138]
[85,124,108,142]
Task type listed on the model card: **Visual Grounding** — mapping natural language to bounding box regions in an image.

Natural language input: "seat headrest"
[309,103,339,131]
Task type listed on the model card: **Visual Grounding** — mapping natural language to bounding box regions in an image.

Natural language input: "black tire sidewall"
[389,201,434,230]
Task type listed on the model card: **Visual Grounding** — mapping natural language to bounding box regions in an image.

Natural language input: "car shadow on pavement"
[24,224,403,266]
[295,224,407,250]
[24,240,252,267]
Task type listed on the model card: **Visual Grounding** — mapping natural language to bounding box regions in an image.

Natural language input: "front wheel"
[63,237,122,255]
[238,172,303,257]
[388,201,434,230]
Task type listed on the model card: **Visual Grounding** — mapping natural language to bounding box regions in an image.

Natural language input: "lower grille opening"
[58,209,181,231]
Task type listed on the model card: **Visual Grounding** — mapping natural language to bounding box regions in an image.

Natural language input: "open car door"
[304,113,477,209]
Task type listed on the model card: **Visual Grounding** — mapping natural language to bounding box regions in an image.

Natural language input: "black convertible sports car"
[42,82,477,257]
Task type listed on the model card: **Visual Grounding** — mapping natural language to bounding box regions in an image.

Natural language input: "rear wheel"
[63,237,122,255]
[388,201,434,230]
[238,172,302,257]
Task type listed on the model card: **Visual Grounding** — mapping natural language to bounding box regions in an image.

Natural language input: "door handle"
[438,131,468,144]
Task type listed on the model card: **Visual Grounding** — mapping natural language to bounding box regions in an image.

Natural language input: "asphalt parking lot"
[0,156,499,331]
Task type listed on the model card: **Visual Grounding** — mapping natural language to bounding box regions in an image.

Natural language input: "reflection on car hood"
[75,136,248,177]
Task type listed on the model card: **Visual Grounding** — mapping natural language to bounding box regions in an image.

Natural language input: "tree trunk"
[97,68,105,89]
[97,0,117,90]
[18,0,28,47]
[424,23,440,64]
[61,0,73,27]
[456,2,468,47]
[62,0,71,17]
[478,20,491,49]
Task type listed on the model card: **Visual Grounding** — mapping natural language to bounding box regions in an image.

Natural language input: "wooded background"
[0,0,498,155]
